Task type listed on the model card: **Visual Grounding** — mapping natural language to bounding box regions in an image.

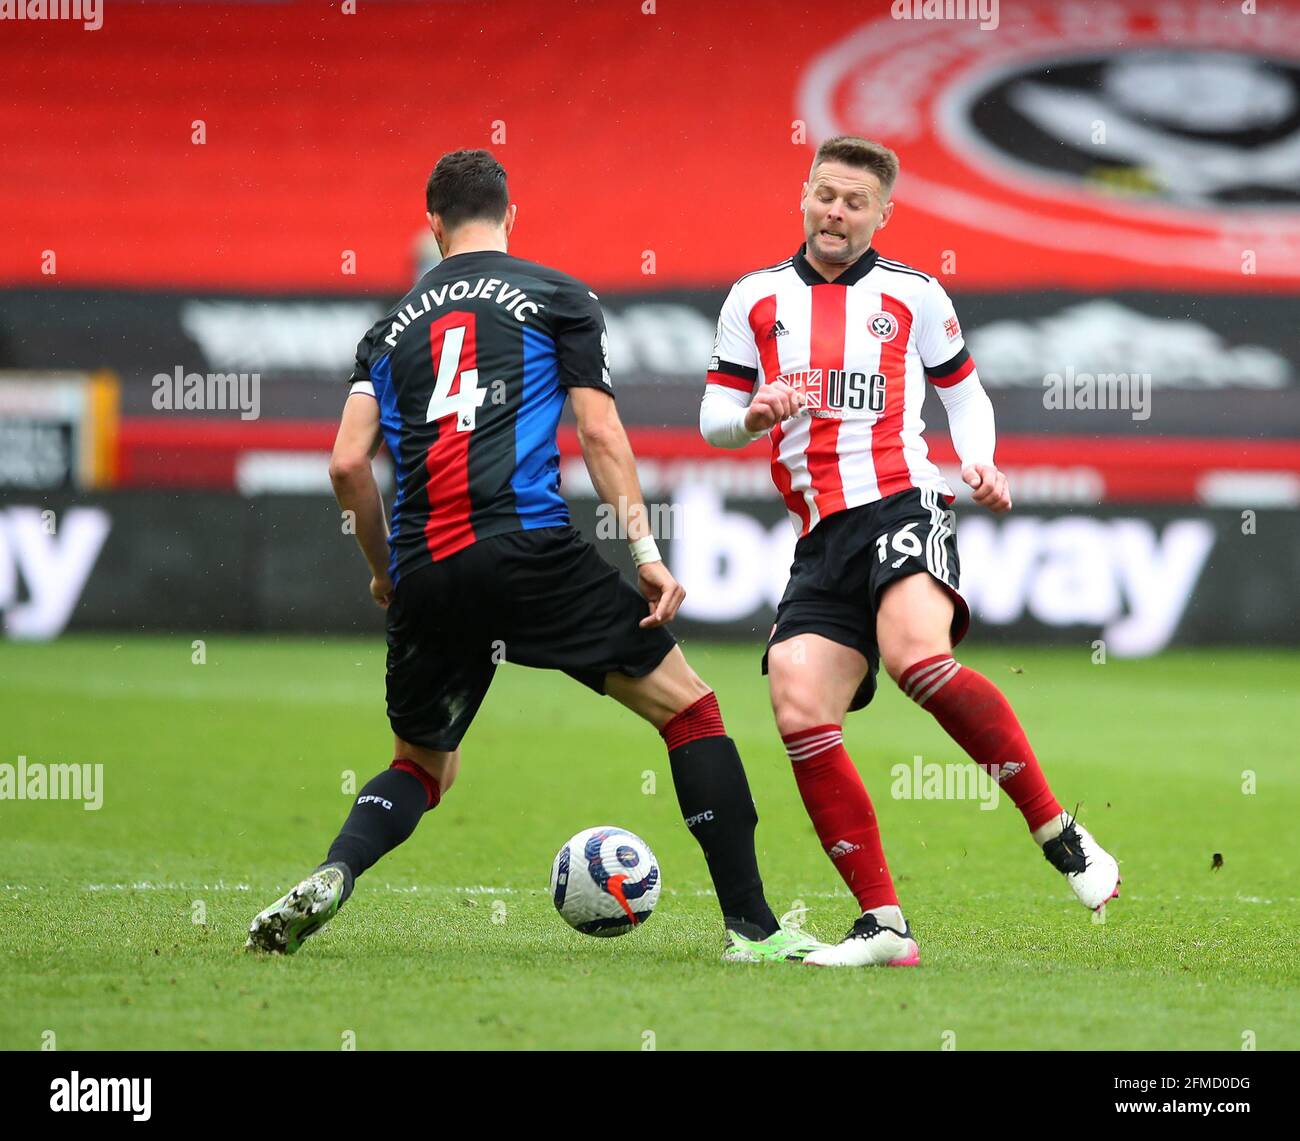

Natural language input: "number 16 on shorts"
[876,522,924,567]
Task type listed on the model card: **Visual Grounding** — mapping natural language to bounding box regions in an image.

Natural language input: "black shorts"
[385,526,676,750]
[761,488,970,712]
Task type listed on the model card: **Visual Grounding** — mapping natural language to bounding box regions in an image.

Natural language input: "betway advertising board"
[0,493,1294,654]
[570,488,1263,658]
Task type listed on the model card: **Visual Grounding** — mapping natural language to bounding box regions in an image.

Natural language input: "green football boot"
[722,908,831,963]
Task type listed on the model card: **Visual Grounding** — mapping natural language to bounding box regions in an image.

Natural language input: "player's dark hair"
[812,136,900,195]
[425,149,509,230]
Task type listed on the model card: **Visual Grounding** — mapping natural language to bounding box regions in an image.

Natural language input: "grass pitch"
[1,636,1296,1050]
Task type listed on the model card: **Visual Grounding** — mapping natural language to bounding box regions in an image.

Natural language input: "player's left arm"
[919,279,1010,513]
[555,280,685,628]
[330,391,393,607]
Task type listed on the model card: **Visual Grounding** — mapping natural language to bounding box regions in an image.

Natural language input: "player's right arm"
[333,326,393,607]
[917,277,1009,513]
[700,281,803,447]
[330,392,393,607]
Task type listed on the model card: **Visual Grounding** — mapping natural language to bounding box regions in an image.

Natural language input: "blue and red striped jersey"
[348,249,613,582]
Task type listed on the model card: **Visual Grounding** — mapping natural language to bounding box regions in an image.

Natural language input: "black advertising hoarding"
[1,288,1297,437]
[0,491,1295,652]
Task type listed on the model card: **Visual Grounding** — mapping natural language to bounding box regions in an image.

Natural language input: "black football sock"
[321,759,441,904]
[662,694,779,937]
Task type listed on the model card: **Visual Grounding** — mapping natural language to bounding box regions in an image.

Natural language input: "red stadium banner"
[3,0,1300,293]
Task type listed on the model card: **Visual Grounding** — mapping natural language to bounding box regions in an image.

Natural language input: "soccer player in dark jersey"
[246,150,824,963]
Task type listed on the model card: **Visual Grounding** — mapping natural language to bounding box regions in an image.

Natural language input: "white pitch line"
[6,881,838,900]
[0,884,1289,906]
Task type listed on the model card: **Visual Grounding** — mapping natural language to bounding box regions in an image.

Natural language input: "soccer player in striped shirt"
[700,136,1120,967]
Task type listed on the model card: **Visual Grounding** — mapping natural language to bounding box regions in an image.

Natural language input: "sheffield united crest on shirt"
[868,312,899,342]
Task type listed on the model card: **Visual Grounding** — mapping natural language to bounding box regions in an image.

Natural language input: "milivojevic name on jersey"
[383,276,544,348]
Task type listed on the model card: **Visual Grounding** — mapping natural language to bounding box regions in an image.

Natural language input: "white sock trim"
[784,729,843,763]
[902,657,954,697]
[913,660,961,706]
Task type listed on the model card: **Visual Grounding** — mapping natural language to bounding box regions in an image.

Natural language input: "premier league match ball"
[549,826,661,937]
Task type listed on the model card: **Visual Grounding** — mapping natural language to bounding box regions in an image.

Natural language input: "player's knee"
[613,652,713,731]
[882,642,950,685]
[397,741,459,796]
[768,651,823,736]
[653,652,712,718]
[663,680,715,723]
[770,688,827,739]
[436,759,458,795]
[676,667,712,710]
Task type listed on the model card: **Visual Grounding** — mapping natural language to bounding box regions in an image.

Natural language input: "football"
[549,826,661,936]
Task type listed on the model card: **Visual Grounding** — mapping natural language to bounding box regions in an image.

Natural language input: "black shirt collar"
[792,242,879,287]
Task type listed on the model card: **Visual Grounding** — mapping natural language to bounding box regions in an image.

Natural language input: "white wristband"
[628,536,661,566]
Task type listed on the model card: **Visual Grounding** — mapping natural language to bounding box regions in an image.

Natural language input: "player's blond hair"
[811,136,899,196]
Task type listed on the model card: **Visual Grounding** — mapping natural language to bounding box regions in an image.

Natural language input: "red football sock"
[782,725,898,912]
[898,655,1062,832]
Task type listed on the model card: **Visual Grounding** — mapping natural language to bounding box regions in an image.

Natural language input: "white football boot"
[803,905,920,968]
[1038,810,1121,911]
[245,866,345,955]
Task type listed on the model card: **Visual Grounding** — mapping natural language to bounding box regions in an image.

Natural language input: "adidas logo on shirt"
[769,319,790,338]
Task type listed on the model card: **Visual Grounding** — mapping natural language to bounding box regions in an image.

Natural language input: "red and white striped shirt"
[701,245,991,537]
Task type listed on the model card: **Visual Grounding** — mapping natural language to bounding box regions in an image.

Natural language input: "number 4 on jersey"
[426,322,487,431]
